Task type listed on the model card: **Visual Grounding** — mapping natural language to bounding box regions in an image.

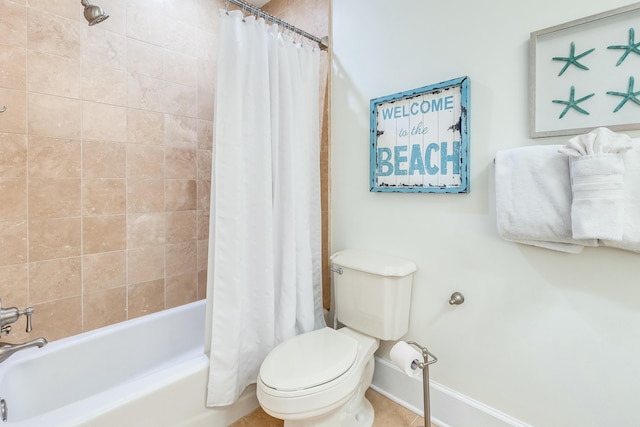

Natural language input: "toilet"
[257,249,416,427]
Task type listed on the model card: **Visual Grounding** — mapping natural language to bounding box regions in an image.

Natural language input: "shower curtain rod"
[226,0,329,50]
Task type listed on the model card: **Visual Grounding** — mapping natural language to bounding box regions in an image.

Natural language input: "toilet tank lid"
[330,249,417,277]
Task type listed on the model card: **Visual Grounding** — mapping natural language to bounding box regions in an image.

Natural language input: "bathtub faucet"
[0,338,48,363]
[0,299,48,363]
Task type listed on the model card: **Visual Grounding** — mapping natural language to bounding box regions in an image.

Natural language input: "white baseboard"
[371,357,531,427]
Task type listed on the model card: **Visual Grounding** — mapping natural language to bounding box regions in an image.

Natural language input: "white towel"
[601,140,640,252]
[495,145,598,253]
[558,127,632,241]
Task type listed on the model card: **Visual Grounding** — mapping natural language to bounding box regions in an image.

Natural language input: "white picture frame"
[529,2,640,138]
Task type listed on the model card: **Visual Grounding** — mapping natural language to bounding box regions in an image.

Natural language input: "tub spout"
[0,337,47,363]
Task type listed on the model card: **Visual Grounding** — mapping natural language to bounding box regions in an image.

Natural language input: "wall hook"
[0,106,6,113]
[449,291,465,305]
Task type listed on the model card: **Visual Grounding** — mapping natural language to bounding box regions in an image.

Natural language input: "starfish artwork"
[608,27,640,66]
[606,76,640,112]
[552,85,595,119]
[552,42,595,76]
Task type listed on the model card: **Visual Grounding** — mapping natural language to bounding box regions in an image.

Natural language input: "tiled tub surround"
[0,0,222,342]
[0,0,329,343]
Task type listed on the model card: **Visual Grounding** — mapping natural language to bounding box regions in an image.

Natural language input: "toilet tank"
[330,249,416,341]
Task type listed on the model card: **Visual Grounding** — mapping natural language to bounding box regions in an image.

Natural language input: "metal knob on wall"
[0,106,6,113]
[449,292,465,305]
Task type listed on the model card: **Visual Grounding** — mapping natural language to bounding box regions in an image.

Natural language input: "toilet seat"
[259,327,358,392]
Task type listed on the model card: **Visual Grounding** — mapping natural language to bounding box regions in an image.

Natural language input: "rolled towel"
[559,127,631,156]
[495,145,598,253]
[559,127,632,241]
[601,141,640,252]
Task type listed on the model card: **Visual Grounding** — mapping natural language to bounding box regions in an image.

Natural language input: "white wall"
[330,1,640,426]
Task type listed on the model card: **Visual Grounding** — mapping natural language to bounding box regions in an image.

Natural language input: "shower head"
[81,0,109,26]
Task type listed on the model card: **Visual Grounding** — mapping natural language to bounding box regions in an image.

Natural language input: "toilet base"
[282,396,374,427]
[346,395,374,427]
[281,357,375,427]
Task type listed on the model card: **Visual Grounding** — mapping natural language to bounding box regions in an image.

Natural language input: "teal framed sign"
[370,76,470,193]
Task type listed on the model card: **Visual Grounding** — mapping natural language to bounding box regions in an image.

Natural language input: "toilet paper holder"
[406,341,438,369]
[406,341,437,427]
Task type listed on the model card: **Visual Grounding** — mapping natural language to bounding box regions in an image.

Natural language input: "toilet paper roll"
[390,341,422,378]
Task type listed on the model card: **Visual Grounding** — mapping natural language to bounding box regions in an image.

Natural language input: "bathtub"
[0,300,258,426]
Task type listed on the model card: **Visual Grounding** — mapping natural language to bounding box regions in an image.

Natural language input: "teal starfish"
[552,86,594,119]
[552,42,595,76]
[606,76,640,112]
[608,28,640,66]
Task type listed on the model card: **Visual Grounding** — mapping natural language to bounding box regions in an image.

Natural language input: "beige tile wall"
[0,0,225,342]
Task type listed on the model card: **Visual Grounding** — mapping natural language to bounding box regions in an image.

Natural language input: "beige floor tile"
[232,407,283,427]
[367,388,420,427]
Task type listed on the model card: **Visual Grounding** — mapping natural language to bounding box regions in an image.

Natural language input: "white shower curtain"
[206,10,325,407]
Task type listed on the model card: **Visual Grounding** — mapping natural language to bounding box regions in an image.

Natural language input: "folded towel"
[495,145,598,253]
[558,127,632,241]
[601,140,640,252]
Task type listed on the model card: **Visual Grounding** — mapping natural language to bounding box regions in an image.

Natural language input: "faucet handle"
[19,307,34,333]
[0,300,35,333]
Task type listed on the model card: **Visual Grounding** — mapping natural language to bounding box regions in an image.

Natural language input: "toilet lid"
[260,328,358,391]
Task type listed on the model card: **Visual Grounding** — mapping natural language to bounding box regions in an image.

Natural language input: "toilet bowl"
[256,250,416,427]
[257,327,379,426]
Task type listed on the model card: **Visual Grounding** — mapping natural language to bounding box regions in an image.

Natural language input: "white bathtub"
[0,300,258,426]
